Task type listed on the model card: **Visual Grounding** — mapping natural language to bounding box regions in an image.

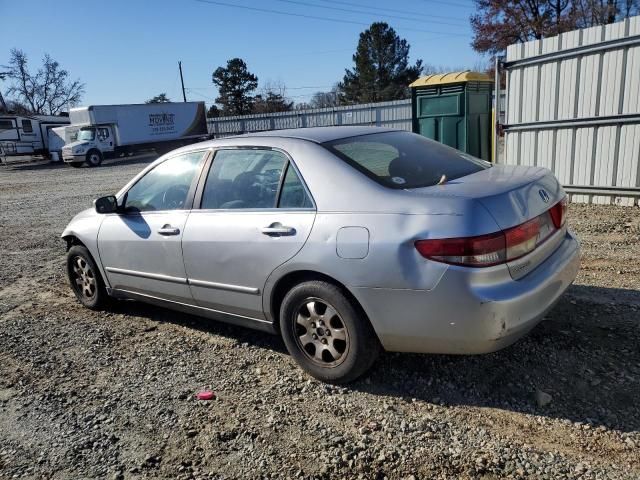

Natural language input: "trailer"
[0,114,70,160]
[61,102,208,167]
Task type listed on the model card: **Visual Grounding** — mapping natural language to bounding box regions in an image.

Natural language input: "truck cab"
[62,125,114,167]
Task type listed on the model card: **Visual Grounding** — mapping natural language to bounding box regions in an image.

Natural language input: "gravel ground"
[1,157,639,480]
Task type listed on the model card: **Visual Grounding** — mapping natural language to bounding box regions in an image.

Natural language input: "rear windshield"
[322,131,490,189]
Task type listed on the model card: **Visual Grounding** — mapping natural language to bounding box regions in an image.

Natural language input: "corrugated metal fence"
[501,15,640,205]
[207,95,506,138]
[207,99,412,137]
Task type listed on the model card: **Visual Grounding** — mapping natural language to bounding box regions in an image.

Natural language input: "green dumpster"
[410,71,493,161]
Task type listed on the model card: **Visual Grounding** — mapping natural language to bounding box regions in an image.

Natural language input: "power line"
[258,47,354,60]
[187,85,334,91]
[194,0,468,36]
[413,0,476,8]
[186,88,322,102]
[312,0,469,23]
[169,70,180,101]
[185,89,216,102]
[271,0,469,27]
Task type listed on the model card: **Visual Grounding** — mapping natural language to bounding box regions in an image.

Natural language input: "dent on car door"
[97,151,206,303]
[181,148,316,320]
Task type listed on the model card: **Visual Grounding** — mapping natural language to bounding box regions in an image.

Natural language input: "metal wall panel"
[502,15,640,205]
[206,100,413,138]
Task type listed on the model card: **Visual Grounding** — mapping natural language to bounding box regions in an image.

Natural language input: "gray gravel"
[1,157,639,479]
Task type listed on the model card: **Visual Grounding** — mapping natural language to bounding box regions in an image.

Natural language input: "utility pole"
[178,61,187,102]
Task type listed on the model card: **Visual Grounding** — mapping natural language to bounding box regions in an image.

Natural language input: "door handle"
[261,223,295,236]
[158,225,180,236]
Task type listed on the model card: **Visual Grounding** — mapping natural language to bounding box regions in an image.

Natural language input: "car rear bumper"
[351,229,580,354]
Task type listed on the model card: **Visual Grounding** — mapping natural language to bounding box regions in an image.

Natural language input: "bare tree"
[253,80,294,114]
[471,0,639,57]
[571,0,639,26]
[3,49,84,115]
[309,84,342,109]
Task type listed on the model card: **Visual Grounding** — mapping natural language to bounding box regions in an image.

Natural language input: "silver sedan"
[62,127,580,383]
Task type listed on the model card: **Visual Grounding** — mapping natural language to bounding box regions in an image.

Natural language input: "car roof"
[236,126,398,143]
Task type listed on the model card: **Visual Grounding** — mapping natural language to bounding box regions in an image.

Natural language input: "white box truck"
[61,102,208,167]
[0,114,70,161]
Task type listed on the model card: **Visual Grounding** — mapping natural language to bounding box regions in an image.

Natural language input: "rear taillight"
[415,197,566,268]
[549,196,568,228]
[414,231,506,267]
[504,217,540,260]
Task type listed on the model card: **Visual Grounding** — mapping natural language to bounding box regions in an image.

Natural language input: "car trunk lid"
[410,165,568,279]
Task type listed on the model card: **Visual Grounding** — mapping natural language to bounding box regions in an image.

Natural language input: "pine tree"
[341,23,423,104]
[212,58,258,116]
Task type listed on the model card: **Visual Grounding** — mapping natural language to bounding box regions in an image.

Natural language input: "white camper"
[61,102,208,167]
[0,114,70,159]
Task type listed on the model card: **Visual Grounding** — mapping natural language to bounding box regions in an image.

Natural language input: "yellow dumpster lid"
[409,71,492,88]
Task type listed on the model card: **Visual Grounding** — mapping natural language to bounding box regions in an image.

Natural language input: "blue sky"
[1,0,481,107]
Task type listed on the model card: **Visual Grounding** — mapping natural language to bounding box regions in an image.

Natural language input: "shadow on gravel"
[1,154,157,171]
[0,159,63,171]
[109,299,287,354]
[355,284,640,433]
[107,284,639,433]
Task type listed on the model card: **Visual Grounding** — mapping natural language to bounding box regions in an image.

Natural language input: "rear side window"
[21,120,33,133]
[201,149,287,209]
[279,164,313,209]
[323,131,490,189]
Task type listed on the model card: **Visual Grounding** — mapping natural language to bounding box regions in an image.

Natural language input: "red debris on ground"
[196,390,216,400]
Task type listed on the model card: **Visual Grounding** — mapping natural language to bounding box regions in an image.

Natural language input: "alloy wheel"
[293,298,350,367]
[71,256,97,300]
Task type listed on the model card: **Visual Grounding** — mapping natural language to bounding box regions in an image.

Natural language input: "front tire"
[280,281,380,384]
[67,245,108,310]
[85,150,103,167]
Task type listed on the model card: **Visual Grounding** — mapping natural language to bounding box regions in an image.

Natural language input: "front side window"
[201,149,287,209]
[0,120,14,130]
[323,131,490,189]
[78,128,95,141]
[124,151,204,212]
[98,127,110,140]
[21,120,33,133]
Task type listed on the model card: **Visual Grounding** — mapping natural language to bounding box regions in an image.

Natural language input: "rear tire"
[280,281,380,384]
[67,245,108,310]
[85,150,103,167]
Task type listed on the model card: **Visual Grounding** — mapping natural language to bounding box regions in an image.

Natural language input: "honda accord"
[62,127,580,383]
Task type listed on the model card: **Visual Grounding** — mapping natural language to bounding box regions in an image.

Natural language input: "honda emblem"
[539,189,550,203]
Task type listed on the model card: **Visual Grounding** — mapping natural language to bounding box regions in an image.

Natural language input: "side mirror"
[94,195,119,214]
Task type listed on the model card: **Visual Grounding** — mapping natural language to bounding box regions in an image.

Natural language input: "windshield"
[78,128,95,141]
[323,131,491,189]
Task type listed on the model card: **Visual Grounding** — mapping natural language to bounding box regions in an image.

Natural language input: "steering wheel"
[162,185,189,210]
